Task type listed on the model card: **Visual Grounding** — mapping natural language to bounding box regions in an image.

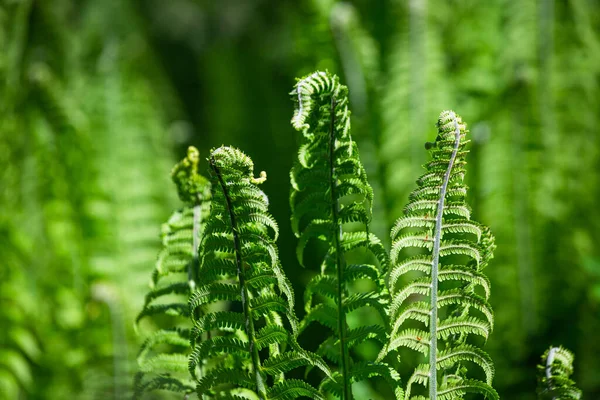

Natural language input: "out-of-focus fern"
[329,2,379,116]
[0,12,38,397]
[134,146,211,398]
[384,111,497,399]
[537,346,582,400]
[379,0,453,225]
[0,2,101,397]
[0,226,41,400]
[327,2,392,247]
[189,146,329,399]
[72,3,181,395]
[290,71,402,399]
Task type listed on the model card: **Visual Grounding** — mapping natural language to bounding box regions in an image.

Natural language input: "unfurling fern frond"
[189,146,328,399]
[537,346,582,400]
[134,147,211,398]
[290,71,402,399]
[384,111,498,399]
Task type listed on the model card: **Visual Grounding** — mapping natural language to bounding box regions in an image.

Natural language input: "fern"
[290,71,402,399]
[0,3,108,396]
[0,226,41,399]
[384,111,497,399]
[537,346,582,400]
[134,146,211,398]
[189,146,328,399]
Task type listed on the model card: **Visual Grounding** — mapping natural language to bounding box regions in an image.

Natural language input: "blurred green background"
[1,0,599,398]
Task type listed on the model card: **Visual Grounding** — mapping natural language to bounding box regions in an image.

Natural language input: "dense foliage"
[1,1,599,399]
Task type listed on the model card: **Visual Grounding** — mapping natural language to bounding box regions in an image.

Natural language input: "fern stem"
[429,112,462,400]
[191,203,205,382]
[545,347,558,400]
[511,109,537,335]
[545,347,556,380]
[328,94,352,400]
[209,156,267,399]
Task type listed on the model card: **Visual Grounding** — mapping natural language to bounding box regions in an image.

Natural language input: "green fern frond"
[385,111,496,399]
[537,346,582,399]
[189,146,327,399]
[134,146,211,398]
[0,228,41,399]
[290,71,400,399]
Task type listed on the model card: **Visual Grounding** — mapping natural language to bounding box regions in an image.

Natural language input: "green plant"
[188,146,331,399]
[133,71,581,399]
[3,2,597,399]
[0,226,41,399]
[134,147,211,397]
[290,71,401,399]
[382,111,497,399]
[536,346,582,400]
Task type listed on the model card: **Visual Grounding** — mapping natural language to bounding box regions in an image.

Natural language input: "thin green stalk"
[429,112,462,399]
[539,0,555,151]
[409,0,426,166]
[210,156,267,399]
[328,94,352,400]
[511,106,537,335]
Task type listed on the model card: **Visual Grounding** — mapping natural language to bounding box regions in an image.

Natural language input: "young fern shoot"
[290,71,402,399]
[189,146,330,399]
[384,111,497,399]
[537,346,582,400]
[134,146,211,398]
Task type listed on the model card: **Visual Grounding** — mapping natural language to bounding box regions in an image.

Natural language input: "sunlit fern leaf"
[290,71,401,399]
[537,346,582,400]
[189,146,328,399]
[384,111,497,399]
[134,147,211,398]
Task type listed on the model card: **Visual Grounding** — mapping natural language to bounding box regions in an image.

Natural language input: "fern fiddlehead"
[189,146,328,399]
[384,111,497,399]
[290,71,402,399]
[537,346,582,400]
[134,146,211,398]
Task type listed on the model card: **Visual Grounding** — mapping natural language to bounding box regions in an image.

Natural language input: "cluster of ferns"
[133,71,582,400]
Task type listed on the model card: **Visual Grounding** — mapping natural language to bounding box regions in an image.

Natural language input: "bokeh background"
[1,0,599,398]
